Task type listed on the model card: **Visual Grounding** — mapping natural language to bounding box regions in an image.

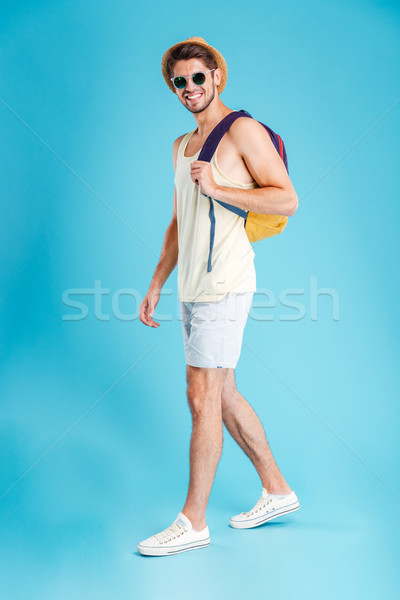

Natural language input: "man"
[137,37,299,557]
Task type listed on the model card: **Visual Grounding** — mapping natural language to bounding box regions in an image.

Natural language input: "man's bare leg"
[221,369,292,494]
[181,364,229,531]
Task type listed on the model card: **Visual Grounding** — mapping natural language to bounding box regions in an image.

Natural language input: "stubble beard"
[184,86,216,114]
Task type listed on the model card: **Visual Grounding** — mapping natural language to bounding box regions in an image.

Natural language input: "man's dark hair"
[166,43,218,78]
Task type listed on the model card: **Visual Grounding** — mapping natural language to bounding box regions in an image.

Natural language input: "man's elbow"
[286,191,298,217]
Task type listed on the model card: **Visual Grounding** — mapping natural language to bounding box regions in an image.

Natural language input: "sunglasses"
[170,69,216,90]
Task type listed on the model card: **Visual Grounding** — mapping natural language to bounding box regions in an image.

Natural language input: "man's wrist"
[149,280,163,294]
[211,185,222,200]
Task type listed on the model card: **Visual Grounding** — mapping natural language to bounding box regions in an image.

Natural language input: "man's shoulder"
[172,132,191,170]
[173,132,191,152]
[228,115,267,138]
[227,115,274,154]
[174,132,187,145]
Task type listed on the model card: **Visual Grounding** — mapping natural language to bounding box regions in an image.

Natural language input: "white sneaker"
[230,488,300,529]
[137,511,210,556]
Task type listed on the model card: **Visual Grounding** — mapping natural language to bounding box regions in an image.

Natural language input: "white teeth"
[187,93,202,100]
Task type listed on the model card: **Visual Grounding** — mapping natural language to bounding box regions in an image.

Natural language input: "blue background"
[1,1,399,598]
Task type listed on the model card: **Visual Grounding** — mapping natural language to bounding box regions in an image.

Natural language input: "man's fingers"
[139,305,146,323]
[147,311,160,327]
[141,313,159,327]
[139,302,160,328]
[139,302,154,327]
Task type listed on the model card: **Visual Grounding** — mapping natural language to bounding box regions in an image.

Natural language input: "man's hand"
[190,160,218,198]
[139,288,161,328]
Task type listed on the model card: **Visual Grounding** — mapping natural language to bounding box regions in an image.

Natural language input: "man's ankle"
[181,510,207,531]
[263,485,292,495]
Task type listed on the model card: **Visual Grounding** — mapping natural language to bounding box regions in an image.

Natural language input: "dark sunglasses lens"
[173,77,186,89]
[192,72,206,85]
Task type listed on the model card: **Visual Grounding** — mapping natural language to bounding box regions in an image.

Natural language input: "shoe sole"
[137,538,210,556]
[229,501,300,529]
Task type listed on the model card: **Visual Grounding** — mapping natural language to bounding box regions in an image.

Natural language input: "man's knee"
[186,365,228,419]
[186,387,208,420]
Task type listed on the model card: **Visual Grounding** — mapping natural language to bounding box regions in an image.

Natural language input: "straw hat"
[161,36,227,94]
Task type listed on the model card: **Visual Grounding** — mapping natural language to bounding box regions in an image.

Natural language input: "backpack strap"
[198,110,252,272]
[198,109,252,162]
[198,109,289,272]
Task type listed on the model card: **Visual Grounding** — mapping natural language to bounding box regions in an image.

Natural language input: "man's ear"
[214,67,222,87]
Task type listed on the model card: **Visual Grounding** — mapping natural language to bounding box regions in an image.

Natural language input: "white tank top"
[175,128,257,302]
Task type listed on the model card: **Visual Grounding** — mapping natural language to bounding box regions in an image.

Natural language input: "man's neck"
[192,99,233,138]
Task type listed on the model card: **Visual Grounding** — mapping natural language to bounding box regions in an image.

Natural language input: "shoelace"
[244,496,273,517]
[154,521,188,544]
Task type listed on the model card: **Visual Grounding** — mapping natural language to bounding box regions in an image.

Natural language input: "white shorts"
[180,292,254,369]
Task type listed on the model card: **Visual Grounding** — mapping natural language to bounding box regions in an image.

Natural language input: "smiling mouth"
[185,93,203,102]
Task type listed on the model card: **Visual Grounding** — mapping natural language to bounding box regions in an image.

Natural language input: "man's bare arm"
[190,118,298,217]
[139,135,183,328]
[147,189,178,289]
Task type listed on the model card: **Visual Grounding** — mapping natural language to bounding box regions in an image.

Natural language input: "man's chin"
[186,104,207,114]
[180,87,215,112]
[184,95,213,114]
[182,96,203,112]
